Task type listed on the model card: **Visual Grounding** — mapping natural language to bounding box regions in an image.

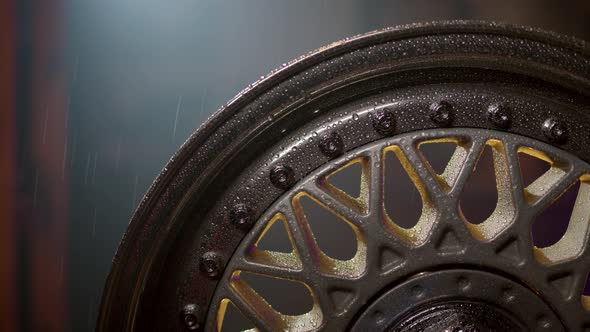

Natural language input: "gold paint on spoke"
[245,213,302,271]
[417,137,468,191]
[213,131,590,331]
[382,144,438,246]
[318,157,371,215]
[291,192,368,279]
[216,299,258,332]
[229,271,323,332]
[519,146,569,205]
[459,139,517,241]
[534,174,590,265]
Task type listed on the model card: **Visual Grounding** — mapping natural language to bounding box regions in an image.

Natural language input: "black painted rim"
[97,21,590,331]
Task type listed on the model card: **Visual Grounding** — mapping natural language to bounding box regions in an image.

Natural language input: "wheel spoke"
[398,142,444,199]
[235,254,305,282]
[306,184,368,230]
[448,137,486,199]
[504,141,526,210]
[528,167,580,213]
[367,149,384,219]
[282,201,322,271]
[210,129,590,331]
[225,284,275,332]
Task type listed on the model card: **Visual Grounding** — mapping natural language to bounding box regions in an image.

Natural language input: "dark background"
[3,1,589,331]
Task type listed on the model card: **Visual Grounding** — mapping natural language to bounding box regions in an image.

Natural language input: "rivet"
[229,204,254,229]
[318,131,344,158]
[200,252,223,279]
[537,315,552,329]
[180,304,200,330]
[501,287,516,303]
[411,285,425,299]
[270,164,295,190]
[371,108,396,136]
[371,310,385,326]
[429,101,454,127]
[542,118,568,144]
[487,104,511,129]
[456,276,471,291]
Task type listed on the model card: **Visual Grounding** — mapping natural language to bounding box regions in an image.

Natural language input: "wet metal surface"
[14,2,590,331]
[96,23,590,331]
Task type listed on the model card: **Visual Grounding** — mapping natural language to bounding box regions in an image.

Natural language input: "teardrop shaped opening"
[255,216,293,254]
[238,272,314,316]
[518,148,552,187]
[532,181,580,248]
[325,161,362,199]
[217,299,256,332]
[459,144,498,225]
[418,140,457,176]
[299,195,357,260]
[384,149,423,229]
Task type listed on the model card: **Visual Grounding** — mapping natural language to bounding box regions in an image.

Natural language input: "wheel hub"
[352,270,558,331]
[393,302,519,332]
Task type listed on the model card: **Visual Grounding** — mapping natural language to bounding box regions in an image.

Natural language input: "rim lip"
[132,20,590,242]
[98,20,590,330]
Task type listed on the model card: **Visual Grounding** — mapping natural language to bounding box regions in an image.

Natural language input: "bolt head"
[318,131,344,158]
[429,101,454,127]
[371,109,396,136]
[270,164,295,190]
[181,304,200,330]
[487,104,511,129]
[200,252,223,278]
[229,204,254,229]
[542,118,568,144]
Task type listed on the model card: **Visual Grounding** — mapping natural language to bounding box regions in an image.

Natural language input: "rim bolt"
[371,108,396,136]
[180,304,200,330]
[318,131,344,158]
[270,164,295,190]
[229,204,254,229]
[487,104,511,129]
[430,101,454,127]
[542,118,568,144]
[200,252,223,279]
[537,315,552,329]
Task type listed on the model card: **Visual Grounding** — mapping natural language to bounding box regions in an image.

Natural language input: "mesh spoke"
[504,141,527,209]
[281,202,322,271]
[209,129,590,331]
[225,286,275,332]
[235,256,305,282]
[382,144,438,246]
[307,184,368,230]
[448,137,486,198]
[399,142,445,198]
[533,173,590,264]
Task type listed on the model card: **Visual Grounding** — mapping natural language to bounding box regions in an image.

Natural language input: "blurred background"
[1,0,589,331]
